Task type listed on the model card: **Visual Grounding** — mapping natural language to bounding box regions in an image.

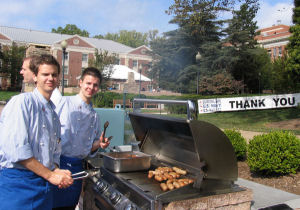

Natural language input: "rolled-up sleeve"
[0,95,33,165]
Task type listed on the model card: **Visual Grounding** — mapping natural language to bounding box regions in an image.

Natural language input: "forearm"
[18,157,53,181]
[19,157,73,188]
[91,140,101,152]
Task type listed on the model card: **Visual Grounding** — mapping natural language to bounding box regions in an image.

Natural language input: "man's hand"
[99,131,110,149]
[19,157,73,188]
[50,168,73,188]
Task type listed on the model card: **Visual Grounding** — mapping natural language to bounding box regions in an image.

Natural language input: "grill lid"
[129,112,237,183]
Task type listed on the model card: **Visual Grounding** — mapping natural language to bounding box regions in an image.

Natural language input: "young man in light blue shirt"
[52,67,110,210]
[0,54,73,210]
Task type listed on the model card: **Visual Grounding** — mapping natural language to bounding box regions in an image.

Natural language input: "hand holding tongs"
[103,121,113,143]
[71,170,99,180]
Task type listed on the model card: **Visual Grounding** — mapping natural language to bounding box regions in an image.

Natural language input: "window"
[279,47,282,57]
[267,49,271,57]
[113,83,120,90]
[63,52,69,60]
[132,60,137,68]
[82,54,88,62]
[63,79,68,86]
[63,66,68,75]
[115,58,120,65]
[147,85,153,91]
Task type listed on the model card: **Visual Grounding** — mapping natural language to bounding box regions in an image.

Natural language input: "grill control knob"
[124,203,137,210]
[109,191,121,204]
[96,181,108,192]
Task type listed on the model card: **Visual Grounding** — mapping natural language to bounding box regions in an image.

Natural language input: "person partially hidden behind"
[0,54,73,210]
[52,67,110,210]
[20,55,38,92]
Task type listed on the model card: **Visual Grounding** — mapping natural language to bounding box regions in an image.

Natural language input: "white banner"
[198,93,300,114]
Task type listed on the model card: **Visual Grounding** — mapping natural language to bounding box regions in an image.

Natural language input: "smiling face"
[33,64,59,100]
[20,59,35,83]
[79,75,100,104]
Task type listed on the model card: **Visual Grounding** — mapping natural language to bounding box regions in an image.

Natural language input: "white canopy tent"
[103,65,151,81]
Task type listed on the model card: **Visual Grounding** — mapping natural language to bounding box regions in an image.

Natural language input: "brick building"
[255,24,291,60]
[0,26,153,91]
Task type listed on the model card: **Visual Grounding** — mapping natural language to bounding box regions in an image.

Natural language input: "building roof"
[0,26,134,53]
[255,24,291,42]
[103,65,151,81]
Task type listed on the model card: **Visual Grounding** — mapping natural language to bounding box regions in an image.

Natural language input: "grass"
[0,91,20,101]
[196,108,299,135]
[1,91,299,135]
[136,108,300,135]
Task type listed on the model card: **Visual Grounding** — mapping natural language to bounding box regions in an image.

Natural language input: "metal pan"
[100,151,152,172]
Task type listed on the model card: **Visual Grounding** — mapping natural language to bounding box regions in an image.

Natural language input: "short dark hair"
[30,54,61,75]
[81,67,102,84]
[23,54,39,63]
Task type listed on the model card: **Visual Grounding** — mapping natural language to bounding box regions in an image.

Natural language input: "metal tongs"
[71,170,99,180]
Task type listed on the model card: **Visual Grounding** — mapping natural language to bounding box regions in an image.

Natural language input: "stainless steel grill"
[83,111,241,210]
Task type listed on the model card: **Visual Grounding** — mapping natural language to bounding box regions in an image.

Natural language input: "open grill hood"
[129,112,238,194]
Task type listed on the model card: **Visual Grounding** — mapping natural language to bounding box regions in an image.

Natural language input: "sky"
[0,0,294,37]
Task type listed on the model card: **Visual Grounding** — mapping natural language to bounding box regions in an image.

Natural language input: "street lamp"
[138,64,142,98]
[195,52,202,94]
[258,72,261,94]
[60,40,68,96]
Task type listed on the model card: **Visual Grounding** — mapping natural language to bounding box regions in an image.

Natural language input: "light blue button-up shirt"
[0,88,61,170]
[55,95,101,159]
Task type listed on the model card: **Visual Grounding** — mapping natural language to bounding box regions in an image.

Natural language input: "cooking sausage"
[160,183,168,191]
[154,175,163,182]
[169,172,177,178]
[161,174,168,181]
[148,171,154,179]
[173,181,180,189]
[167,182,174,190]
[188,179,194,184]
[172,167,187,175]
[178,181,185,187]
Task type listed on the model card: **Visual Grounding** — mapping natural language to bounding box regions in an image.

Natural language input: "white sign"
[198,93,300,114]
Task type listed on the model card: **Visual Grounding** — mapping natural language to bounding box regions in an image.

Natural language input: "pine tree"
[286,0,300,92]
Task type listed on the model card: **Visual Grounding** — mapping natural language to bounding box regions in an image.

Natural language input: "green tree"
[225,2,259,49]
[88,50,117,90]
[94,30,149,48]
[285,0,300,92]
[0,43,26,90]
[223,2,272,93]
[270,55,290,93]
[52,24,89,37]
[150,0,235,93]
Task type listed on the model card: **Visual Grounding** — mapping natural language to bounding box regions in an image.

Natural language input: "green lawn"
[140,108,300,135]
[130,106,300,134]
[0,91,20,101]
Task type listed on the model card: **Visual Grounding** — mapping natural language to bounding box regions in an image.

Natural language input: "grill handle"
[132,98,196,120]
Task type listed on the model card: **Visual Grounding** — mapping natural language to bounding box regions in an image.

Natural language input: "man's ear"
[79,79,83,87]
[33,74,37,83]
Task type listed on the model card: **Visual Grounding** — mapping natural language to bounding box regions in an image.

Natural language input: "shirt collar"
[75,94,93,111]
[33,88,50,107]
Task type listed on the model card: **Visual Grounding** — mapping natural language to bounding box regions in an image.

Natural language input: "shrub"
[247,131,300,175]
[224,129,247,161]
[92,91,120,107]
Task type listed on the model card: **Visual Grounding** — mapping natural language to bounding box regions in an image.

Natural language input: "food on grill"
[148,166,194,191]
[172,167,187,175]
[160,183,168,191]
[154,175,163,182]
